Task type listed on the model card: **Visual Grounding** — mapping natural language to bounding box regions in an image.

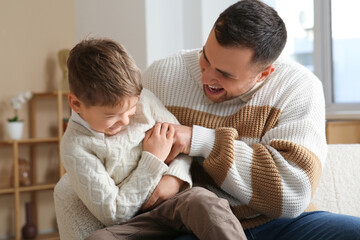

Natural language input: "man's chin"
[204,91,226,103]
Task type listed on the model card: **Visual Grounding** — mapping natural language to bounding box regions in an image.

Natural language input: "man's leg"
[245,211,360,240]
[174,234,198,240]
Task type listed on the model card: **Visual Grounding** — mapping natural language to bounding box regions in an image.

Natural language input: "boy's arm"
[141,175,183,210]
[61,133,168,226]
[143,88,193,187]
[141,154,192,211]
[139,89,193,210]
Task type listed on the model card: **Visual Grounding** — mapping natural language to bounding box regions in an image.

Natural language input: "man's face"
[199,29,266,103]
[74,95,138,136]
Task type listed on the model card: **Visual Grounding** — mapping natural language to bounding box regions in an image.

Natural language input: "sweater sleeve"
[61,123,168,226]
[142,89,193,187]
[190,66,327,218]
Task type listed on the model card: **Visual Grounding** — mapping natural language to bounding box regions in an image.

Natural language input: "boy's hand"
[141,175,183,211]
[143,122,175,162]
[165,124,192,164]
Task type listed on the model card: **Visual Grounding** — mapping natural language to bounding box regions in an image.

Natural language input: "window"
[263,0,360,118]
[331,0,360,104]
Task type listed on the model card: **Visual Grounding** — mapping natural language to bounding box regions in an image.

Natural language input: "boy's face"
[70,94,139,136]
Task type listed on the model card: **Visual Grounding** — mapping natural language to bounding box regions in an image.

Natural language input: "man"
[142,0,360,239]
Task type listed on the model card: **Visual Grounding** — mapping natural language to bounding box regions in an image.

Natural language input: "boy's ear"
[255,65,275,83]
[68,93,82,113]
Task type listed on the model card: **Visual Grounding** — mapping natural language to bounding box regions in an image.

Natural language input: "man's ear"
[256,65,275,83]
[68,93,82,113]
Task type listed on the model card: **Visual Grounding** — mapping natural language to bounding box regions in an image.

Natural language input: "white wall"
[74,0,147,69]
[145,0,185,66]
[200,0,239,44]
[75,0,238,70]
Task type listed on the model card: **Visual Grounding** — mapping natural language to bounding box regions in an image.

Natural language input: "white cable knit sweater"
[142,49,328,229]
[60,88,192,226]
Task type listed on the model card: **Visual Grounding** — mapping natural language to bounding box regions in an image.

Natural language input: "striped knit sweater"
[142,49,328,229]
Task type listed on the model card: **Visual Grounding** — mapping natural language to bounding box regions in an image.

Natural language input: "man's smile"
[205,84,224,94]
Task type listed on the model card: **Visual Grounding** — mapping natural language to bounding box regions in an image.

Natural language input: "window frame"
[314,0,360,119]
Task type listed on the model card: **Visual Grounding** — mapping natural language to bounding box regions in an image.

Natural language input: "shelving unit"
[0,91,68,240]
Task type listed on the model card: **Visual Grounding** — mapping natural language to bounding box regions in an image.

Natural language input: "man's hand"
[141,175,183,211]
[165,124,192,164]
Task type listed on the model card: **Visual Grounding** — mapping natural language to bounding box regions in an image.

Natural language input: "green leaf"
[8,116,19,122]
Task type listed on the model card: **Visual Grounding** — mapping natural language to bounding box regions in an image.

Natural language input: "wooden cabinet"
[0,91,68,240]
[326,120,360,144]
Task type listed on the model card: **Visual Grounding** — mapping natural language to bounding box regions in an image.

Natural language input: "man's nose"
[202,69,217,84]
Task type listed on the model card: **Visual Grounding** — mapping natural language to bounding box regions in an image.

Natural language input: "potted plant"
[7,91,33,140]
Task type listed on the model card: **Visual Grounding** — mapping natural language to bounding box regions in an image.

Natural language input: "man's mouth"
[205,85,224,94]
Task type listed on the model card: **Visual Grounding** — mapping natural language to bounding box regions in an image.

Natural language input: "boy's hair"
[67,38,143,107]
[214,0,287,68]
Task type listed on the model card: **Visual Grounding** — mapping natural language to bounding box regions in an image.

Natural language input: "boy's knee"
[185,187,217,200]
[85,228,117,240]
[185,187,231,212]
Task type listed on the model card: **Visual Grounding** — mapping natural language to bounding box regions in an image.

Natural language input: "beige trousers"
[86,186,246,240]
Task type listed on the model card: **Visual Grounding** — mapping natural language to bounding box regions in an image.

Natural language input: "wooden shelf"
[19,183,56,192]
[0,91,67,240]
[0,184,56,194]
[7,232,59,240]
[36,232,60,240]
[0,137,59,145]
[0,188,14,194]
[31,91,68,98]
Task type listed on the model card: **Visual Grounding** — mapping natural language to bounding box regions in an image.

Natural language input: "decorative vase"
[58,49,70,92]
[21,202,37,239]
[6,121,24,140]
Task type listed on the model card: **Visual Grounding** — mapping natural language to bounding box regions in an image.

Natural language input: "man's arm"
[165,86,327,219]
[141,51,327,218]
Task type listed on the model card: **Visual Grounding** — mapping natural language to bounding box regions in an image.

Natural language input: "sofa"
[312,144,360,216]
[54,144,360,240]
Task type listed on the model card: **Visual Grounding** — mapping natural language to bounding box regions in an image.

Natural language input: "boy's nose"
[118,117,129,126]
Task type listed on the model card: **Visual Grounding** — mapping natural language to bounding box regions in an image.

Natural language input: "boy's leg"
[147,186,246,240]
[86,186,246,240]
[85,212,180,240]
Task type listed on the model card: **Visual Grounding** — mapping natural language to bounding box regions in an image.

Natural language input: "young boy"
[61,38,246,240]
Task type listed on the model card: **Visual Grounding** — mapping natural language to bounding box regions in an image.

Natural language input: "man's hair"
[67,38,142,107]
[214,0,287,67]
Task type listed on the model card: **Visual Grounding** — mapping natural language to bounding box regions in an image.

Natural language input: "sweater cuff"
[140,151,168,173]
[165,154,193,187]
[189,125,215,158]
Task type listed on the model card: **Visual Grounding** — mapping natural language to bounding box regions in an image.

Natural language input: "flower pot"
[7,121,24,140]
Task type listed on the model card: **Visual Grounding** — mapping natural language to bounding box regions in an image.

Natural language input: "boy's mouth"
[107,125,122,135]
